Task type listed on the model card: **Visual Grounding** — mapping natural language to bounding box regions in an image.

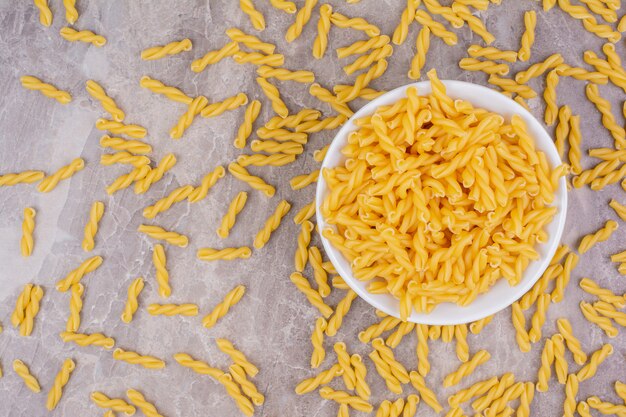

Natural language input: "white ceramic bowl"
[316,80,568,325]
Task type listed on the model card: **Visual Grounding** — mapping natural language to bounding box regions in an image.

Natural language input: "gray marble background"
[0,0,625,416]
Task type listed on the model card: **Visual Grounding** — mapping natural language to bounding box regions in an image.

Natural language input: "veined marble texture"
[0,0,625,416]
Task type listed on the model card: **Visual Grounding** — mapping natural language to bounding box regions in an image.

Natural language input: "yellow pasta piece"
[472,373,515,412]
[552,252,579,303]
[319,386,373,412]
[469,45,518,63]
[254,200,291,249]
[372,338,410,384]
[37,157,84,193]
[511,302,530,352]
[197,247,252,262]
[314,144,330,162]
[21,75,71,104]
[62,0,78,23]
[414,10,457,45]
[149,244,170,298]
[200,93,248,118]
[56,255,103,292]
[20,207,36,257]
[592,164,626,190]
[336,59,388,103]
[451,3,495,43]
[127,389,165,417]
[555,63,608,84]
[234,51,284,67]
[138,224,188,247]
[269,0,296,13]
[309,83,353,118]
[448,376,498,408]
[202,285,246,328]
[13,359,40,393]
[470,315,494,334]
[392,0,420,45]
[107,165,150,195]
[135,154,176,194]
[143,186,193,220]
[517,11,536,61]
[226,28,275,54]
[90,392,136,415]
[557,0,621,42]
[240,0,265,31]
[313,4,332,59]
[517,380,535,417]
[310,317,327,368]
[409,371,443,413]
[454,324,469,362]
[81,201,104,252]
[294,201,316,225]
[265,109,320,129]
[112,347,165,369]
[557,318,587,365]
[11,284,33,328]
[573,159,620,188]
[295,114,347,132]
[359,315,401,343]
[139,76,193,104]
[295,220,314,272]
[251,139,303,155]
[65,283,83,332]
[586,84,626,149]
[579,220,619,253]
[344,44,392,75]
[339,35,390,58]
[583,50,626,92]
[188,166,225,203]
[459,57,509,75]
[234,100,261,149]
[256,66,314,84]
[229,363,264,405]
[580,301,618,337]
[290,272,333,318]
[46,359,75,410]
[414,324,430,377]
[290,170,320,191]
[60,27,106,46]
[536,338,554,392]
[228,162,276,197]
[256,77,288,118]
[444,350,490,387]
[587,396,626,416]
[86,81,125,122]
[577,344,613,381]
[96,118,147,139]
[256,127,308,143]
[33,0,52,26]
[100,135,150,154]
[218,373,255,416]
[217,191,248,238]
[593,301,626,325]
[170,95,208,139]
[141,38,192,60]
[326,290,357,336]
[147,303,198,316]
[528,293,550,342]
[308,246,330,297]
[285,0,317,41]
[60,331,115,348]
[408,27,430,80]
[121,277,144,323]
[515,53,564,84]
[173,353,224,378]
[424,0,464,28]
[543,69,559,125]
[295,363,342,395]
[0,170,45,186]
[101,151,150,167]
[553,105,571,158]
[217,338,258,377]
[331,11,380,37]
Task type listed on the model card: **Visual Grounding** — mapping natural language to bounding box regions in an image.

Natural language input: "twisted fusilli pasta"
[392,0,419,45]
[294,220,314,272]
[147,303,198,316]
[38,158,84,193]
[56,255,103,292]
[126,389,165,417]
[444,350,491,387]
[579,220,619,253]
[60,331,115,349]
[121,277,144,323]
[197,247,252,261]
[226,28,275,54]
[86,81,125,122]
[141,38,192,60]
[234,52,285,67]
[254,200,291,249]
[135,153,177,194]
[20,207,36,257]
[409,371,443,413]
[217,338,259,377]
[557,318,587,365]
[528,293,550,342]
[90,392,136,415]
[143,185,193,219]
[351,354,370,400]
[0,171,45,187]
[290,272,333,318]
[518,10,536,61]
[188,165,225,203]
[170,95,208,139]
[81,201,104,252]
[515,53,564,84]
[12,359,40,393]
[285,0,318,42]
[137,224,189,247]
[408,27,430,80]
[218,373,255,416]
[229,364,264,405]
[100,135,150,154]
[536,338,554,392]
[580,301,618,337]
[459,57,509,75]
[576,344,613,381]
[240,0,265,31]
[543,69,559,125]
[33,0,52,26]
[295,363,342,394]
[326,290,357,337]
[139,76,193,104]
[173,353,224,378]
[62,0,78,24]
[20,75,71,104]
[202,285,246,328]
[112,348,165,369]
[96,118,147,139]
[319,386,373,412]
[65,283,83,333]
[586,83,626,149]
[60,27,106,46]
[152,244,171,298]
[234,100,261,149]
[313,4,332,59]
[46,359,75,410]
[200,93,249,118]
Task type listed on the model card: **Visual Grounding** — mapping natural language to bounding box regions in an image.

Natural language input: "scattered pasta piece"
[0,171,45,186]
[318,386,373,413]
[202,285,246,328]
[127,389,166,417]
[113,348,165,369]
[295,364,342,394]
[235,100,261,149]
[60,27,106,46]
[21,75,71,104]
[551,252,579,302]
[229,364,264,405]
[336,59,387,102]
[135,153,177,194]
[217,191,248,238]
[269,0,296,13]
[56,255,103,292]
[101,151,150,167]
[197,247,252,261]
[290,272,333,318]
[96,118,147,139]
[409,371,443,412]
[234,51,285,67]
[170,95,208,139]
[528,293,551,342]
[557,0,621,42]
[443,350,490,387]
[200,93,248,118]
[343,44,393,75]
[121,277,144,323]
[578,220,618,254]
[143,185,193,219]
[240,0,265,31]
[543,69,559,125]
[81,201,104,252]
[557,318,587,365]
[139,76,193,104]
[518,11,536,61]
[217,338,259,377]
[65,283,83,332]
[587,396,626,416]
[20,207,36,257]
[290,170,319,190]
[226,28,275,54]
[576,344,613,381]
[392,1,419,45]
[469,45,517,63]
[91,392,136,415]
[459,57,509,75]
[515,53,564,84]
[455,324,469,362]
[338,35,390,58]
[585,83,626,149]
[448,375,498,408]
[218,373,255,416]
[137,224,189,247]
[254,200,291,249]
[415,10,457,45]
[285,0,318,42]
[147,303,198,317]
[228,162,275,197]
[173,353,224,378]
[152,244,171,298]
[408,27,430,80]
[100,135,151,154]
[331,11,380,37]
[452,3,495,43]
[295,114,347,132]
[141,38,192,60]
[256,77,288,118]
[46,359,75,410]
[33,0,53,26]
[107,165,150,195]
[313,4,332,59]
[188,165,225,203]
[12,359,41,393]
[580,301,618,337]
[326,290,357,336]
[62,0,78,24]
[86,81,125,121]
[60,331,115,349]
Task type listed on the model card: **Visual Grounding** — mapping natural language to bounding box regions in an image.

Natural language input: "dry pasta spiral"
[511,302,530,352]
[226,28,275,54]
[310,317,326,368]
[33,0,52,26]
[38,158,84,193]
[448,376,498,408]
[147,303,198,316]
[170,95,208,139]
[251,139,303,155]
[197,247,252,261]
[12,359,40,393]
[143,185,193,219]
[96,118,147,139]
[313,4,332,59]
[202,285,246,328]
[536,338,554,392]
[188,166,225,203]
[256,66,315,83]
[295,364,342,394]
[578,220,618,253]
[444,350,490,387]
[90,392,136,415]
[556,318,587,364]
[338,35,389,58]
[56,255,103,292]
[308,246,330,297]
[112,348,165,369]
[459,57,509,75]
[256,77,288,118]
[330,11,380,37]
[294,220,314,272]
[217,338,259,377]
[82,201,104,252]
[415,10,457,45]
[515,53,563,84]
[587,396,626,416]
[351,354,370,400]
[254,200,291,249]
[218,373,255,416]
[20,207,36,257]
[585,83,626,148]
[121,277,144,323]
[86,80,125,121]
[580,301,618,337]
[135,154,177,194]
[392,0,420,45]
[295,114,347,132]
[0,171,45,186]
[518,11,536,61]
[454,324,469,362]
[326,290,357,336]
[20,75,71,104]
[138,224,188,247]
[528,293,550,342]
[65,283,84,332]
[235,100,261,149]
[409,371,443,413]
[173,353,224,378]
[290,272,333,318]
[269,0,296,13]
[101,151,150,167]
[343,44,392,75]
[141,38,192,60]
[46,359,75,410]
[451,3,495,43]
[543,69,559,125]
[408,27,430,80]
[234,52,284,67]
[372,338,410,383]
[100,135,150,154]
[579,277,625,307]
[60,27,106,46]
[577,344,613,381]
[285,0,317,41]
[239,0,265,31]
[62,0,78,24]
[60,331,115,349]
[319,386,373,412]
[229,162,276,197]
[151,244,171,298]
[126,389,165,417]
[139,76,193,104]
[333,342,355,389]
[469,45,518,63]
[229,364,264,405]
[200,93,248,118]
[107,165,150,195]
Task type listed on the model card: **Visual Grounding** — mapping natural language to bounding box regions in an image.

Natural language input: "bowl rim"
[315,79,568,325]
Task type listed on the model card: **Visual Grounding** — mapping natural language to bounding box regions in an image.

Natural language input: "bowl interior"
[315,80,568,325]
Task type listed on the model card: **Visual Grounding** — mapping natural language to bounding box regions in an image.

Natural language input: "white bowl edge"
[315,80,568,325]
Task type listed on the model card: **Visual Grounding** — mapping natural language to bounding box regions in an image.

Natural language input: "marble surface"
[0,1,625,416]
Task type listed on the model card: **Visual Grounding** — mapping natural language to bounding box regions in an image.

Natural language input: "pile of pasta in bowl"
[320,69,568,320]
